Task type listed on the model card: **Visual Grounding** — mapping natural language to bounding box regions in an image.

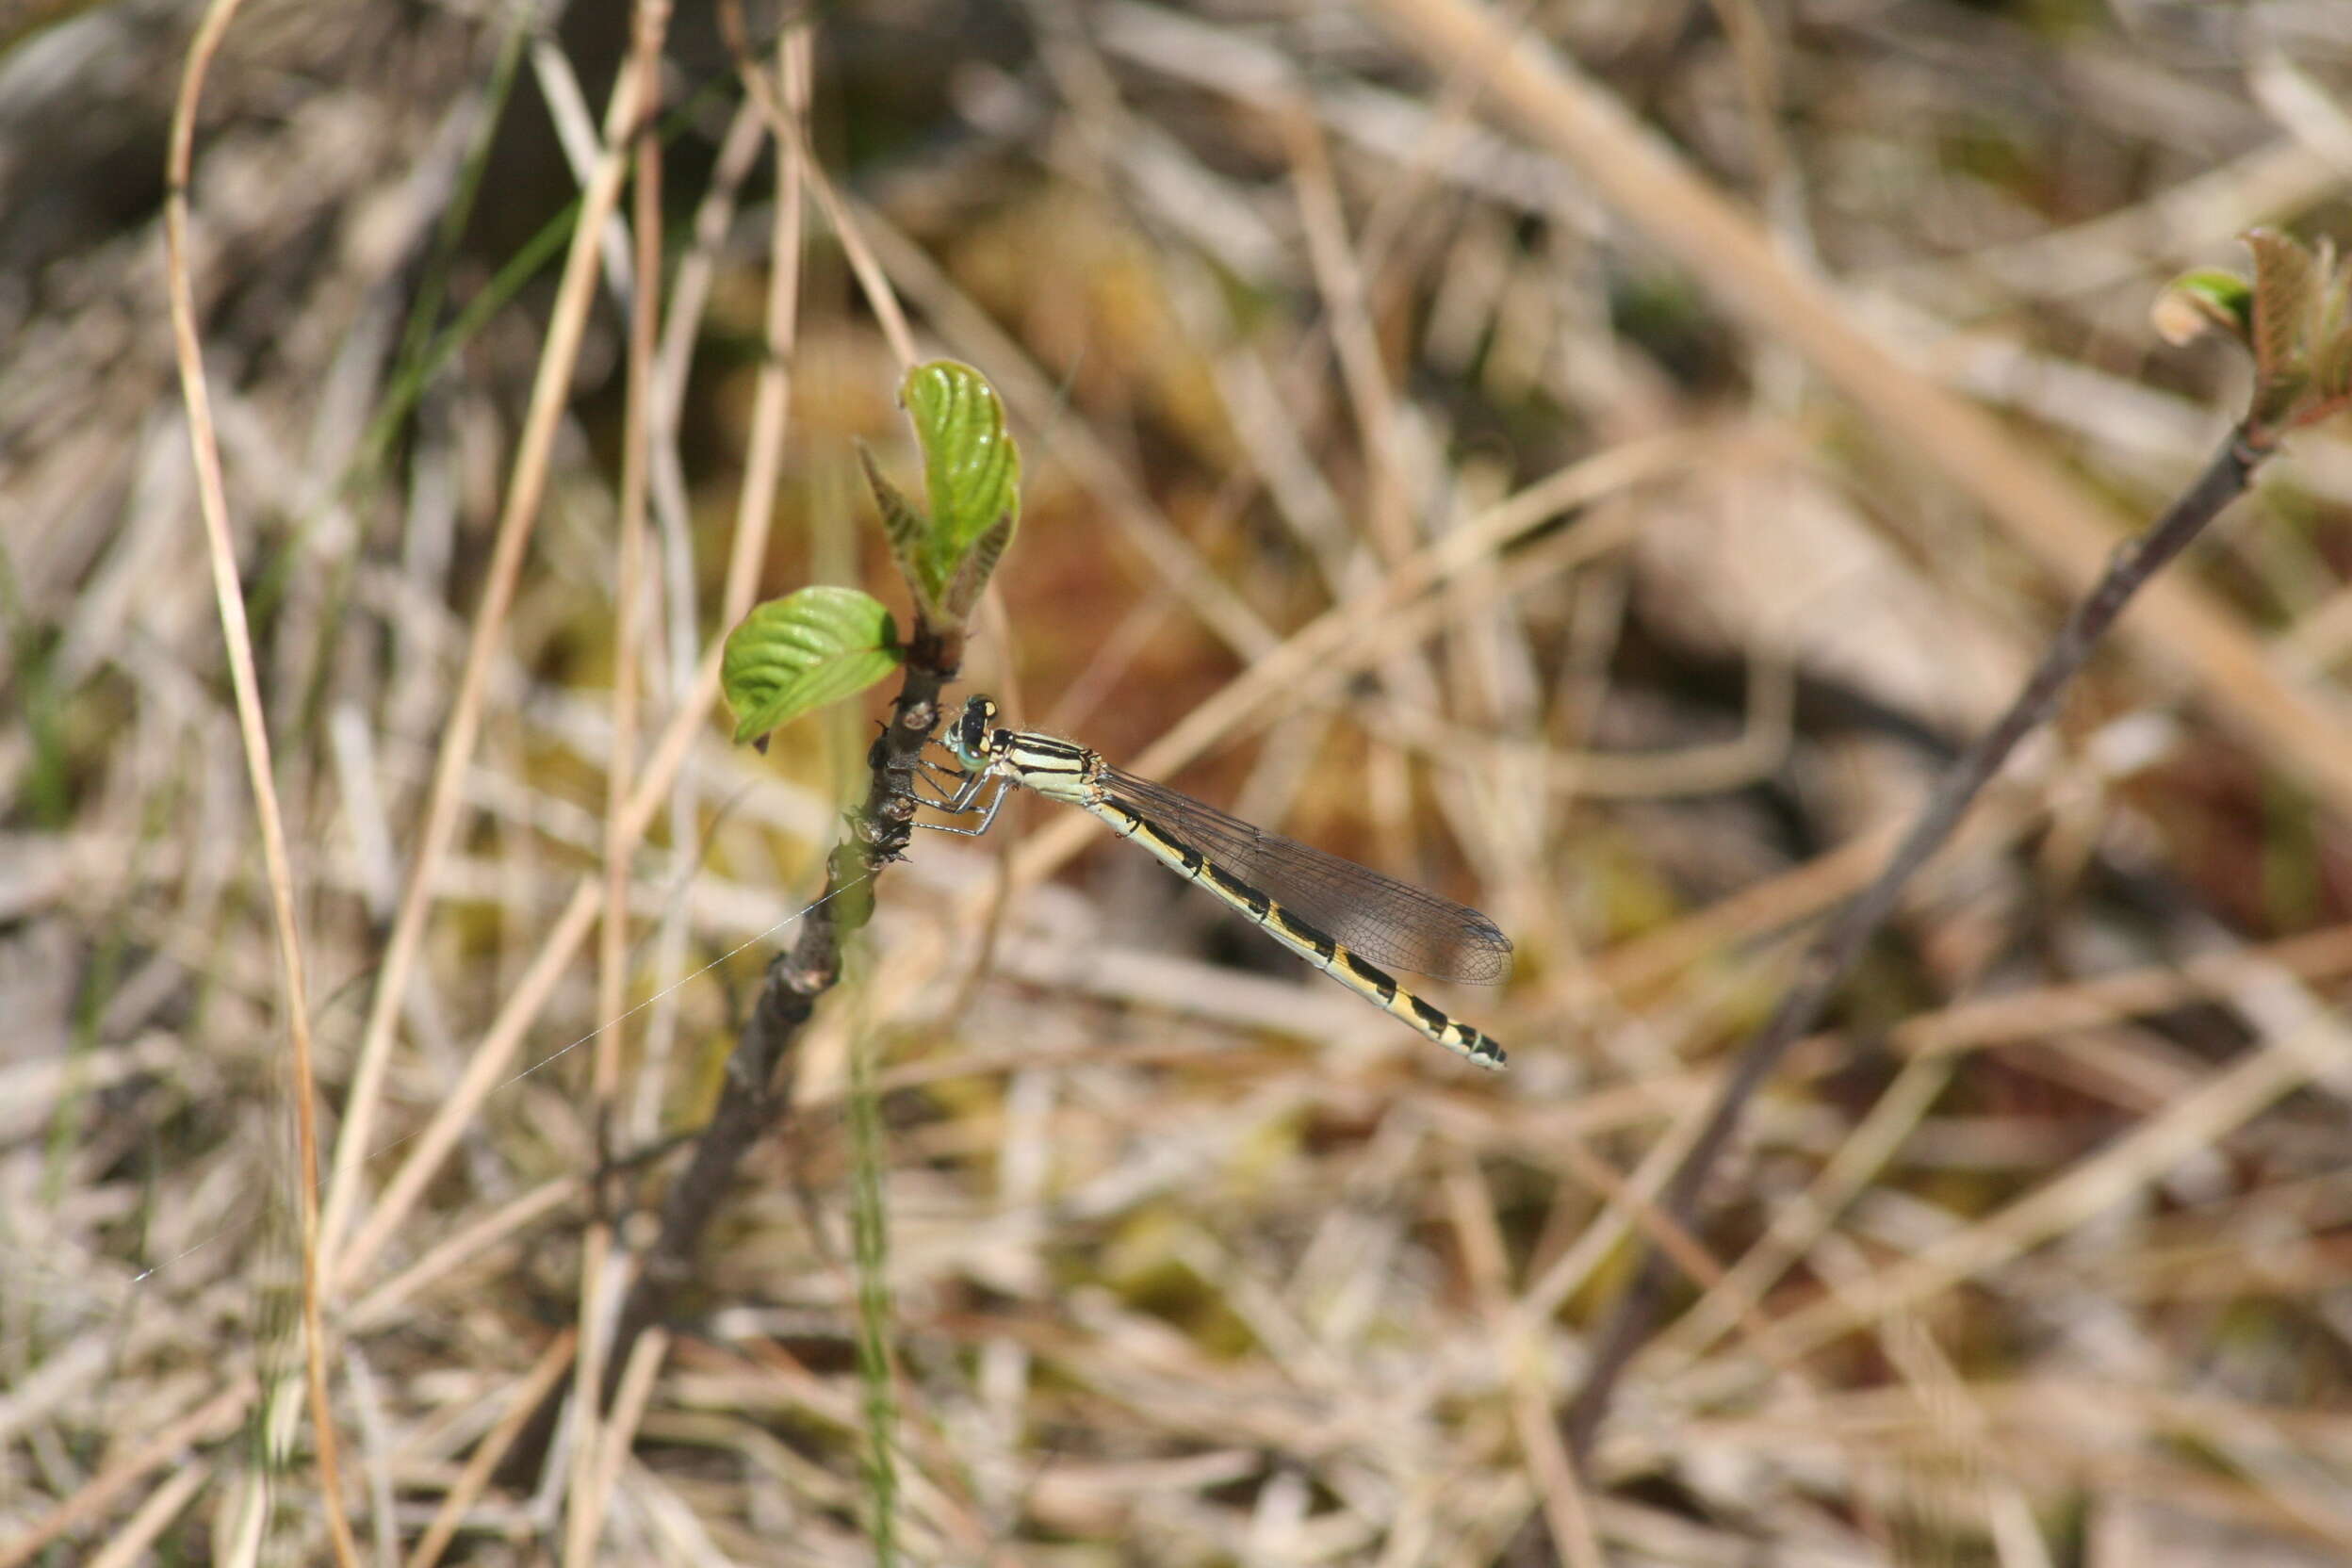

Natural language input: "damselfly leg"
[902,754,1014,835]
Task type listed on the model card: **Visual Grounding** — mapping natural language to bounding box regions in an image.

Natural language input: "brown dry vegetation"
[5,0,2352,1563]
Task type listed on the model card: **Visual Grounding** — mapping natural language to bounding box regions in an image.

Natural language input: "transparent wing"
[1100,764,1512,984]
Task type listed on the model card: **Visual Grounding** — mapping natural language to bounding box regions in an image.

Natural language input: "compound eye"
[957,697,990,756]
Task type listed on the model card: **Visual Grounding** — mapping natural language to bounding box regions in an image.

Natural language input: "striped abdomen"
[1088,796,1508,1070]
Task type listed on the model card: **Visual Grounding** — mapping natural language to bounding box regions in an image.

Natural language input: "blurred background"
[5,0,2352,1562]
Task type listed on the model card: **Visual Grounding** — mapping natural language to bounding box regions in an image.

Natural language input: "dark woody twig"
[499,624,963,1485]
[1559,425,2270,1465]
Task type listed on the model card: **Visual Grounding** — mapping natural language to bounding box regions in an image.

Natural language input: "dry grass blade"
[316,4,662,1269]
[1443,1158,1603,1568]
[13,2,2352,1561]
[1764,1009,2350,1363]
[0,1383,256,1568]
[404,1331,579,1568]
[1569,433,2267,1457]
[161,0,354,1558]
[1366,0,2352,813]
[570,0,676,1537]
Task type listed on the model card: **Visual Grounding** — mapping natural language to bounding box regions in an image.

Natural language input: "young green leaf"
[2157,231,2352,437]
[2311,239,2352,405]
[940,511,1016,622]
[2316,318,2352,406]
[2247,229,2315,403]
[902,360,1020,612]
[2153,268,2254,348]
[722,586,904,744]
[858,443,927,567]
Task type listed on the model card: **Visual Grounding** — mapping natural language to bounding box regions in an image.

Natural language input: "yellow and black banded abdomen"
[1095,800,1507,1069]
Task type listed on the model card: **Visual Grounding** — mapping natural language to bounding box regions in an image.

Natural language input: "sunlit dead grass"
[5,1,2352,1563]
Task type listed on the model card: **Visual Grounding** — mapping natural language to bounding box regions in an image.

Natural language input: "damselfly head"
[948,694,1000,767]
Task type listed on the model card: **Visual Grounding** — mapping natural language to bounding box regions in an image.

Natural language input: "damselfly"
[912,694,1511,1069]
